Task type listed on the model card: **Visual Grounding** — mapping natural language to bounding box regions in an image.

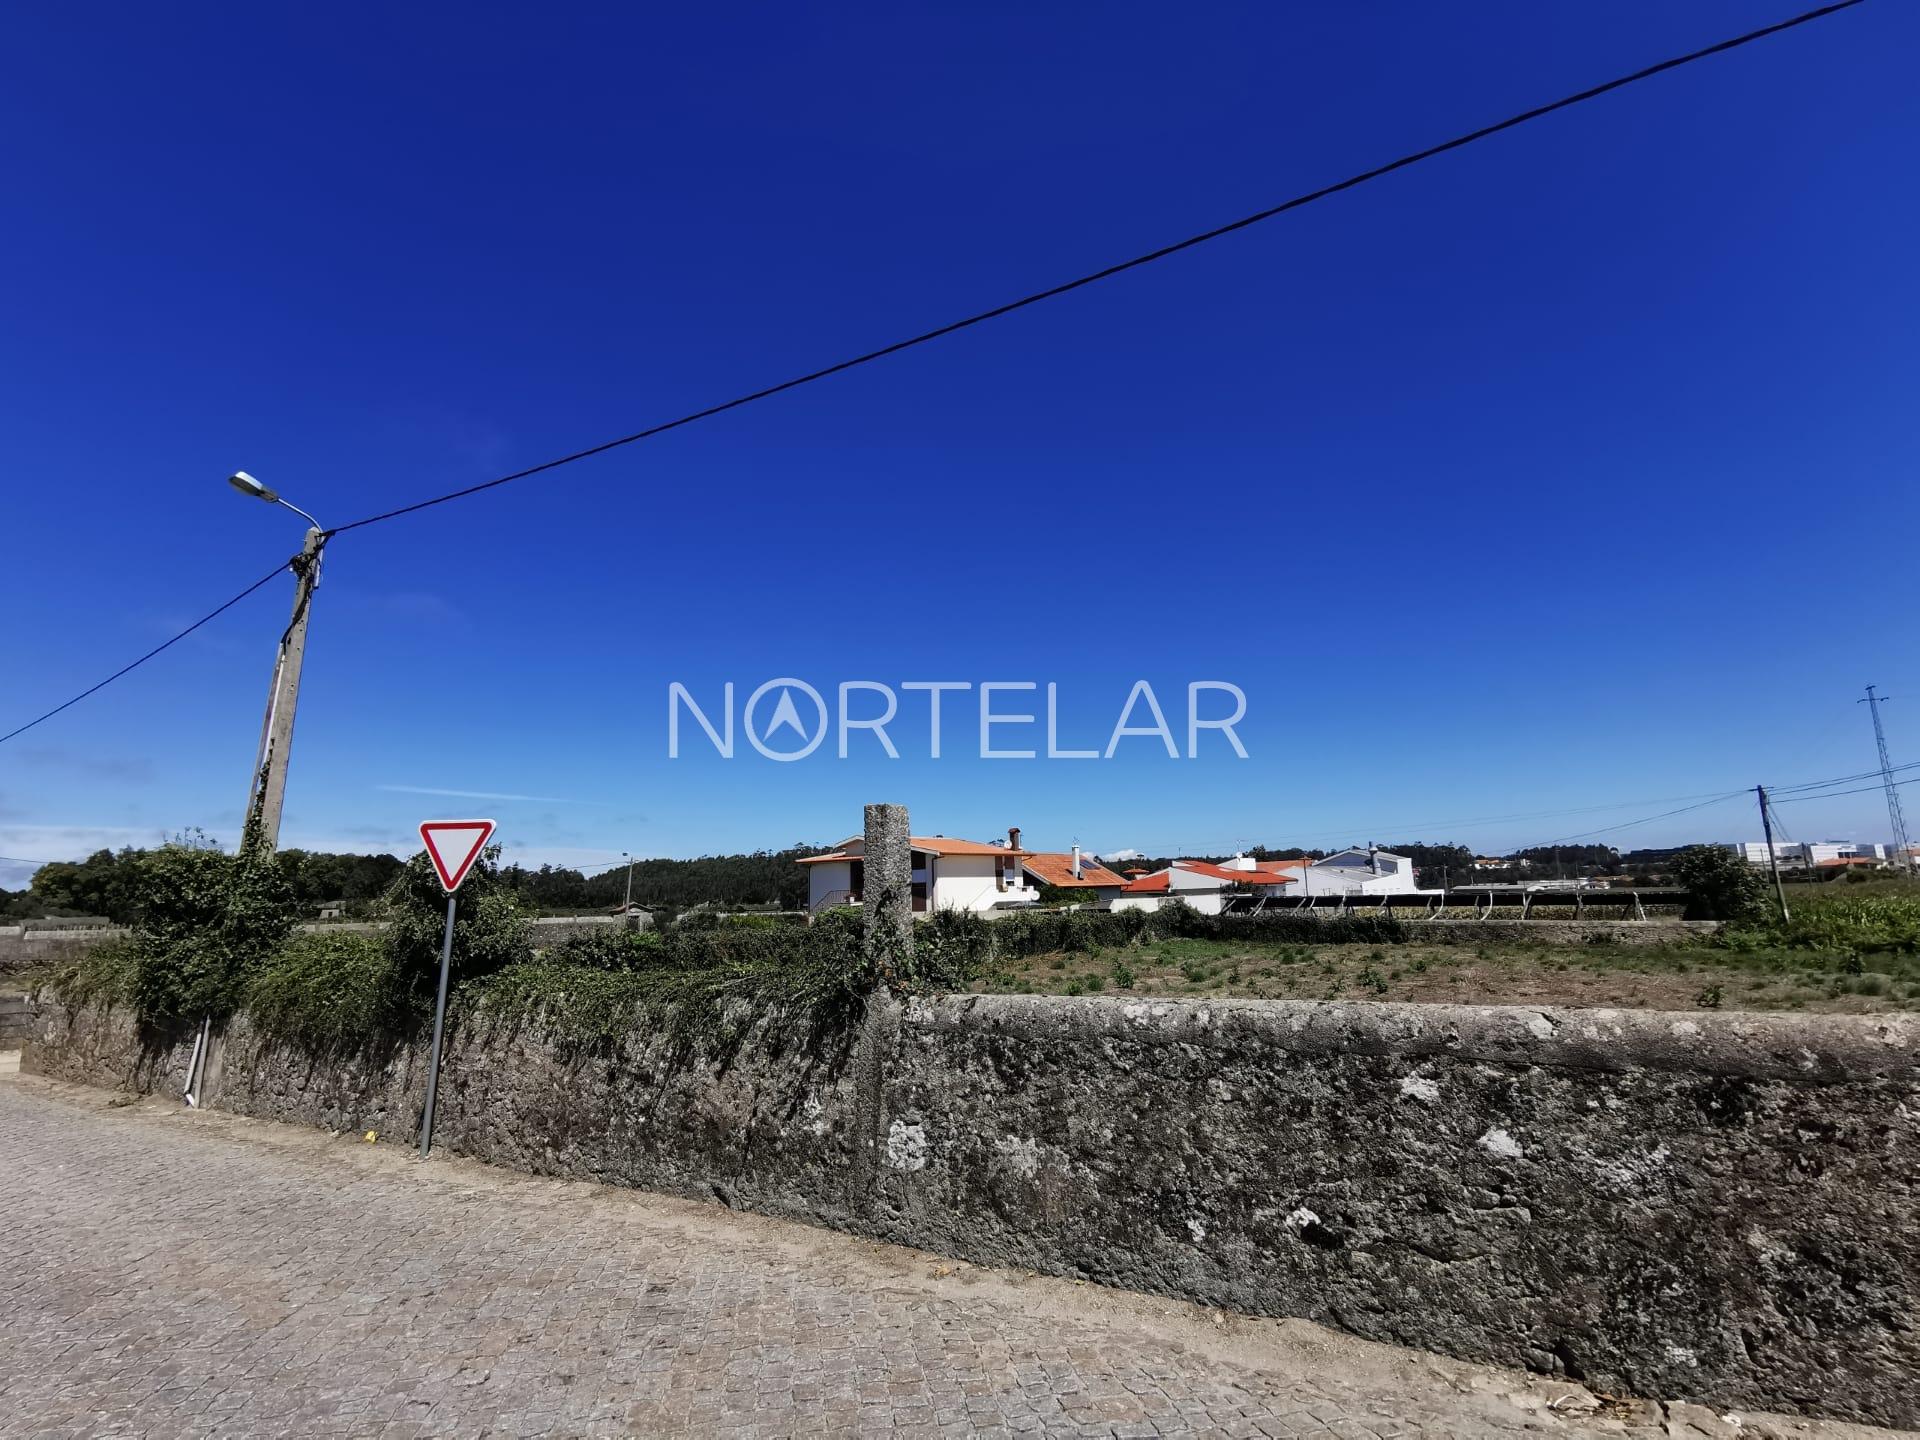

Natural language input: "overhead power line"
[323,0,1866,537]
[1521,791,1750,850]
[0,561,293,747]
[1769,757,1920,794]
[1770,773,1920,805]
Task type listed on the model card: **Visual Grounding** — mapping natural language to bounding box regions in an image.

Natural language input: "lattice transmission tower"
[1860,685,1914,876]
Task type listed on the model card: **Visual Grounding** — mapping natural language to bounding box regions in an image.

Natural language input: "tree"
[28,847,146,920]
[1671,845,1769,922]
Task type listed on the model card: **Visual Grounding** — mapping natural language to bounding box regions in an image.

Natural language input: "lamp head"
[227,471,279,503]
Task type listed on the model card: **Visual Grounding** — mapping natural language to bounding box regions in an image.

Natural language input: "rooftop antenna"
[1859,686,1914,875]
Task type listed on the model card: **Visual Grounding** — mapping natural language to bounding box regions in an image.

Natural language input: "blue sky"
[2,2,1915,883]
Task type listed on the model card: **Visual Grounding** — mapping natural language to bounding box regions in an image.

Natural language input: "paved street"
[0,1074,1890,1439]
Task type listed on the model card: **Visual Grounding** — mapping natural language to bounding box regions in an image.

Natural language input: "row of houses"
[799,826,1424,917]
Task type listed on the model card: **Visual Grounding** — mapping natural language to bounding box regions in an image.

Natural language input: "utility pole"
[622,851,635,912]
[185,475,325,1109]
[242,526,325,853]
[1859,686,1914,877]
[1756,785,1789,922]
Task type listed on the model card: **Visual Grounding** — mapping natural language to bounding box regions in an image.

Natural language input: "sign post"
[416,818,495,1159]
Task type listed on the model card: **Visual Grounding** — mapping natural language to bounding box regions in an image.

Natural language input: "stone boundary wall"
[0,928,118,978]
[22,993,1915,1427]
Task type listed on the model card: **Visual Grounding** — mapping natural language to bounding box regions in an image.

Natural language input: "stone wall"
[24,993,1916,1427]
[0,924,125,978]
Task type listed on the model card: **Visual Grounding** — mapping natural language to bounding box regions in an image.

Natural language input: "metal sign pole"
[419,893,458,1159]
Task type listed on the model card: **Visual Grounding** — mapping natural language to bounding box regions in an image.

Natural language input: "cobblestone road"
[0,1075,1889,1439]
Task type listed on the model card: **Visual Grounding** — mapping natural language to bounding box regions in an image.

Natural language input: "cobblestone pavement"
[0,1075,1893,1439]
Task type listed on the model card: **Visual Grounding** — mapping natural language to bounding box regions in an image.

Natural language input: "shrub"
[1719,893,1920,962]
[125,839,299,1030]
[45,935,138,1010]
[380,846,532,1021]
[473,909,873,1051]
[1673,845,1768,923]
[248,931,399,1050]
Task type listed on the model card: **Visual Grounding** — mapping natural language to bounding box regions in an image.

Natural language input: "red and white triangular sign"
[419,818,496,892]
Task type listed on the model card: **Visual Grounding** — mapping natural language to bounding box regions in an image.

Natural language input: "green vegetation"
[3,841,829,922]
[958,890,1920,1015]
[968,926,1920,1013]
[121,834,300,1028]
[38,847,1920,1053]
[1725,891,1920,956]
[1672,844,1769,921]
[42,844,932,1052]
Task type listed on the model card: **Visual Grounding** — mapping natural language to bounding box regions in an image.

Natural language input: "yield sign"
[419,818,496,892]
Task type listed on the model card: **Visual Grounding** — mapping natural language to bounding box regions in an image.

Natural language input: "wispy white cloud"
[376,784,600,806]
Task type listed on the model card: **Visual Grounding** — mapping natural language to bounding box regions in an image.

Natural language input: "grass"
[966,933,1920,1013]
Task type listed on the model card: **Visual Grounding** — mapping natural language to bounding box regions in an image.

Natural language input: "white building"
[1292,847,1424,895]
[1727,841,1888,867]
[800,828,1037,916]
[1112,859,1294,915]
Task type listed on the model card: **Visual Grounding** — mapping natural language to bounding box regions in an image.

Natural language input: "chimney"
[1009,826,1022,853]
[1071,844,1082,880]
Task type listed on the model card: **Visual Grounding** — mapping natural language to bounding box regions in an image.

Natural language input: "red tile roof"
[1022,853,1127,889]
[797,836,1028,864]
[1177,860,1295,886]
[1120,871,1171,894]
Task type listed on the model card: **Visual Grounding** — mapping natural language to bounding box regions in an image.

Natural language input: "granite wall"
[23,992,1916,1426]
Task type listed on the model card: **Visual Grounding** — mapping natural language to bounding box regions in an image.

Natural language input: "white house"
[1111,858,1294,915]
[1205,848,1427,897]
[800,827,1037,916]
[1282,847,1424,896]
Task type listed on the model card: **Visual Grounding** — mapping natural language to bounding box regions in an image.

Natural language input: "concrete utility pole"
[1859,686,1914,877]
[622,852,635,912]
[1756,785,1790,923]
[229,473,326,854]
[243,528,325,852]
[184,476,325,1110]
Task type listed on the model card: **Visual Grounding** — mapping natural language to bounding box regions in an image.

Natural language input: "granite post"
[862,803,912,980]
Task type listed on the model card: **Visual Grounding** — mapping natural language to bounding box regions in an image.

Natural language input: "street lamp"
[227,470,323,532]
[184,472,328,1109]
[228,472,326,855]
